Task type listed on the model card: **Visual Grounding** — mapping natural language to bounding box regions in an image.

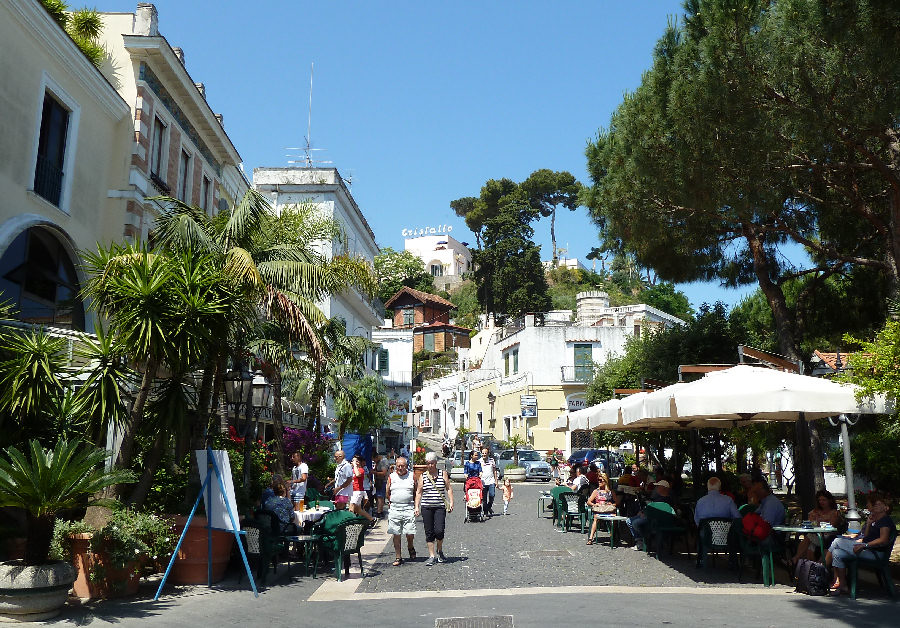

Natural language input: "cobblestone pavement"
[357,482,774,594]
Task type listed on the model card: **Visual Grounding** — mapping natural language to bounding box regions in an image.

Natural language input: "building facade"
[0,0,135,332]
[417,291,685,452]
[97,3,248,243]
[404,234,472,293]
[383,286,471,354]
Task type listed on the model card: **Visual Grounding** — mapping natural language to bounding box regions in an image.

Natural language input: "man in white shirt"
[567,465,589,492]
[480,447,499,516]
[289,451,309,506]
[325,450,353,509]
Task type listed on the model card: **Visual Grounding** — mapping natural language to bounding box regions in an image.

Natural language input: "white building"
[542,257,589,273]
[404,233,472,292]
[371,323,414,451]
[253,167,382,334]
[417,291,685,451]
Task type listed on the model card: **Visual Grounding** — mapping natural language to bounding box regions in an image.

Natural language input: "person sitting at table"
[791,489,843,566]
[649,480,675,506]
[585,475,615,545]
[585,462,601,487]
[634,468,650,490]
[734,473,754,506]
[262,483,299,535]
[750,480,785,526]
[694,477,741,526]
[825,493,895,595]
[567,465,589,493]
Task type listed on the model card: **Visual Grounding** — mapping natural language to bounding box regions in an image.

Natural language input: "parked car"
[447,449,497,472]
[566,449,626,476]
[497,449,551,481]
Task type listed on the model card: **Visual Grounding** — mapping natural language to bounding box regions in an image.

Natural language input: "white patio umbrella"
[588,396,633,431]
[665,365,889,422]
[550,414,568,432]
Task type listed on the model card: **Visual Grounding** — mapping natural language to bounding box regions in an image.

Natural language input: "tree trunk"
[127,431,166,508]
[689,429,704,501]
[550,208,558,264]
[116,356,158,475]
[794,415,816,513]
[270,370,287,477]
[24,513,55,566]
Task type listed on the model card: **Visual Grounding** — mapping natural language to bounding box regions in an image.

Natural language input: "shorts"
[351,490,366,506]
[375,484,386,498]
[387,506,417,536]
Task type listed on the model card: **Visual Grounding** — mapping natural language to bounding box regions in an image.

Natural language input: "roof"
[414,321,472,333]
[383,286,455,310]
[812,350,860,371]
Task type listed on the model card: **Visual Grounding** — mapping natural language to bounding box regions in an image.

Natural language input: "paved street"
[45,483,899,627]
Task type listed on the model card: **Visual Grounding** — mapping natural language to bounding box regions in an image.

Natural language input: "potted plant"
[52,510,176,600]
[504,435,527,482]
[0,440,134,621]
[412,442,428,482]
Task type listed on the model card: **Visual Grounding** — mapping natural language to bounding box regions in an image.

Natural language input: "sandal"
[392,558,402,567]
[586,539,594,545]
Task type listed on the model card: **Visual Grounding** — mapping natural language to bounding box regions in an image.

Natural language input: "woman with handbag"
[415,452,454,566]
[585,474,615,545]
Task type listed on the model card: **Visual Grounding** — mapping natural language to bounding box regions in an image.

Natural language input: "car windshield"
[571,450,588,458]
[499,451,513,460]
[517,451,541,461]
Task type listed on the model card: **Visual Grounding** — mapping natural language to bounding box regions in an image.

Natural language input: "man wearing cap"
[627,479,674,550]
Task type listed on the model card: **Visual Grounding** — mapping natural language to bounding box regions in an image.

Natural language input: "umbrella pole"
[835,414,863,528]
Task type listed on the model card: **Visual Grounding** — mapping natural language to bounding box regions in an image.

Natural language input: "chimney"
[194,82,205,99]
[214,113,224,126]
[134,3,158,36]
[172,47,185,65]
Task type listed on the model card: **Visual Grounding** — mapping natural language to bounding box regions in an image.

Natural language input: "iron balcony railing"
[34,155,63,206]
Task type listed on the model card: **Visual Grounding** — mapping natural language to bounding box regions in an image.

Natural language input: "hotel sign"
[402,224,453,238]
[566,392,587,412]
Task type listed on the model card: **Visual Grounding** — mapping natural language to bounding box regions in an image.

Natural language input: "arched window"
[0,227,85,330]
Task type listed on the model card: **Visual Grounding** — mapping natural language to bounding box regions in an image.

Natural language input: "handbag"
[592,503,617,514]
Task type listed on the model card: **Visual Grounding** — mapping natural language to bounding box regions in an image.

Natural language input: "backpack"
[741,512,772,542]
[794,558,830,596]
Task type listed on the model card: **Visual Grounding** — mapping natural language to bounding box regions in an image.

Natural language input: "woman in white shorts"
[350,455,374,524]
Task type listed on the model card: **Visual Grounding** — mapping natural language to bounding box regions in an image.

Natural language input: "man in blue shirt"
[752,481,785,526]
[694,477,741,525]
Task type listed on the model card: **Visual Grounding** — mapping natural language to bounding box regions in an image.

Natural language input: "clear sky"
[95,0,768,309]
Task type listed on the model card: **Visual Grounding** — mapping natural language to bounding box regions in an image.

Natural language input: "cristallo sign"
[402,225,453,238]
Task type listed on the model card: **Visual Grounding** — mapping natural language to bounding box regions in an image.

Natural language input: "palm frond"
[219,189,274,251]
[149,196,219,255]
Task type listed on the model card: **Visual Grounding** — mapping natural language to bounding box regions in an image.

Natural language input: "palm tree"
[80,246,230,495]
[296,317,373,433]
[152,191,375,460]
[0,439,135,565]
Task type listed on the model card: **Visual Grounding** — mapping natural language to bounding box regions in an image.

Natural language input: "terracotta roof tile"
[384,286,455,310]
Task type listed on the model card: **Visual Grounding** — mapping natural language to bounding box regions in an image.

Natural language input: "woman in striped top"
[415,452,454,566]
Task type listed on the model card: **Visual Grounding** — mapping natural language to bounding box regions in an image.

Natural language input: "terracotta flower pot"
[413,464,428,483]
[69,534,141,600]
[169,516,234,585]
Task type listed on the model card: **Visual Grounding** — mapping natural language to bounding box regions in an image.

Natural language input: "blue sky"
[95,0,773,309]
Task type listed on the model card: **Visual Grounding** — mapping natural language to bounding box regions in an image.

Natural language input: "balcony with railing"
[560,365,594,383]
[381,370,414,387]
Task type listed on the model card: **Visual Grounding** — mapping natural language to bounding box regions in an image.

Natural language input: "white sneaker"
[632,544,643,551]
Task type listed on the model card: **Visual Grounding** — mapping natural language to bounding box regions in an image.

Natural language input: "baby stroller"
[464,476,486,522]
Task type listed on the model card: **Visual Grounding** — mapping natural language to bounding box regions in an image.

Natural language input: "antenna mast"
[306,62,314,166]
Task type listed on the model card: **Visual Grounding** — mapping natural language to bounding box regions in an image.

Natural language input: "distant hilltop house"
[404,233,472,293]
[542,257,589,273]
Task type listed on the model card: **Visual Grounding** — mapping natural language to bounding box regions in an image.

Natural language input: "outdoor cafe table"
[294,506,332,528]
[592,514,629,547]
[538,491,554,517]
[772,524,838,560]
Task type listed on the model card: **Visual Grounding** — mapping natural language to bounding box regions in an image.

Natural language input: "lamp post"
[225,368,272,487]
[827,351,863,530]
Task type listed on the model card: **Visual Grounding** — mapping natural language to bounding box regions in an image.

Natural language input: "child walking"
[501,477,514,515]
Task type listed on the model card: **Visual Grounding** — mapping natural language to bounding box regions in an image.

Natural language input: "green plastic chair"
[696,517,738,568]
[330,517,368,581]
[559,492,586,533]
[643,502,687,556]
[550,486,572,528]
[737,524,784,587]
[847,527,898,599]
[738,503,756,516]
